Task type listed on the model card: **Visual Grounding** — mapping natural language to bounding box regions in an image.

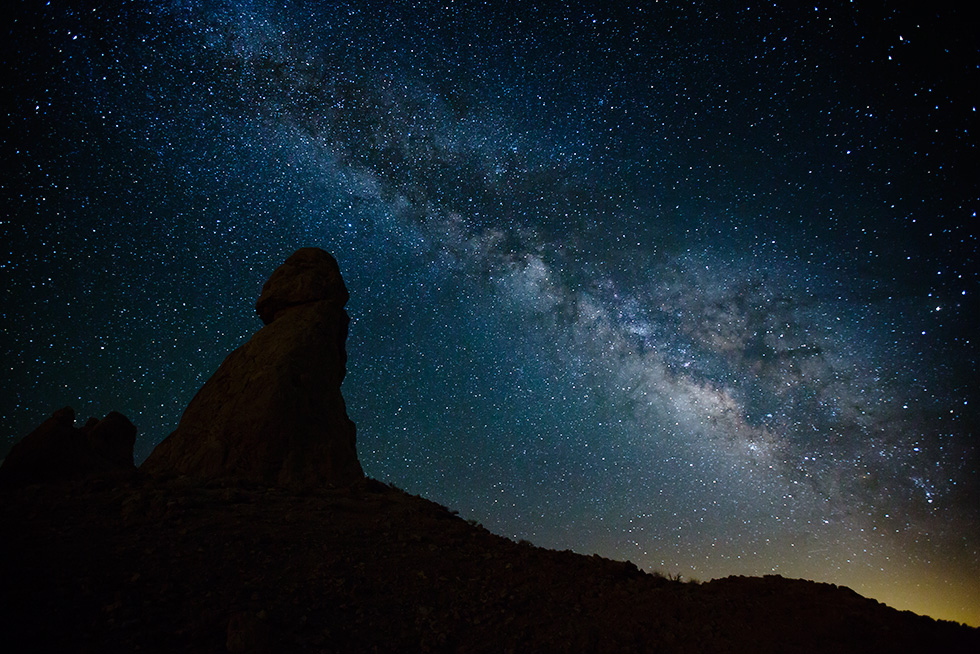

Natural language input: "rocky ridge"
[0,406,136,489]
[2,475,976,653]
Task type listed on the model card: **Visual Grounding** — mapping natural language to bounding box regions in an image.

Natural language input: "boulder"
[142,248,364,488]
[86,411,140,467]
[0,407,137,488]
[255,246,349,325]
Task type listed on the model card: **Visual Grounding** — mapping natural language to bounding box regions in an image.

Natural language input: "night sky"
[4,0,978,626]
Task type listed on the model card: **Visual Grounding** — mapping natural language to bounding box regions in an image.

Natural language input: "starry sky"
[4,0,978,626]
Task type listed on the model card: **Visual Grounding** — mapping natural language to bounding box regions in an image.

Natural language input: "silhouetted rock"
[0,407,136,488]
[86,411,139,466]
[142,248,364,488]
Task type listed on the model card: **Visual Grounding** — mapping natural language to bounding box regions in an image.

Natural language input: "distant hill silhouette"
[2,248,977,652]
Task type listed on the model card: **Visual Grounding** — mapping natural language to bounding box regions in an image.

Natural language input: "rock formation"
[142,247,364,488]
[0,407,136,488]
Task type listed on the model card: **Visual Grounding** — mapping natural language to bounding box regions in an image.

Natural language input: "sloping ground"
[1,474,976,653]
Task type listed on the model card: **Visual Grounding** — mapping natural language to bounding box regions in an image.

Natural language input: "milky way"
[5,1,978,625]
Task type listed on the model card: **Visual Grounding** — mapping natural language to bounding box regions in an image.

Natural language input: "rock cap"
[255,248,349,325]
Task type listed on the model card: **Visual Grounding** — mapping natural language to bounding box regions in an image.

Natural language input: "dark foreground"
[2,474,976,653]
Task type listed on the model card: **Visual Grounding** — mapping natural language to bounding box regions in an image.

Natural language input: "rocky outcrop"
[0,407,136,488]
[142,248,364,488]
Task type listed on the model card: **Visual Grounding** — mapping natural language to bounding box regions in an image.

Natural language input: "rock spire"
[142,248,364,488]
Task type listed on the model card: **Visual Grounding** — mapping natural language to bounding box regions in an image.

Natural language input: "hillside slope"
[2,474,976,653]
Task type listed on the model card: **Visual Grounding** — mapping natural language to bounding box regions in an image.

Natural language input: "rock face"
[0,407,137,488]
[142,248,364,488]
